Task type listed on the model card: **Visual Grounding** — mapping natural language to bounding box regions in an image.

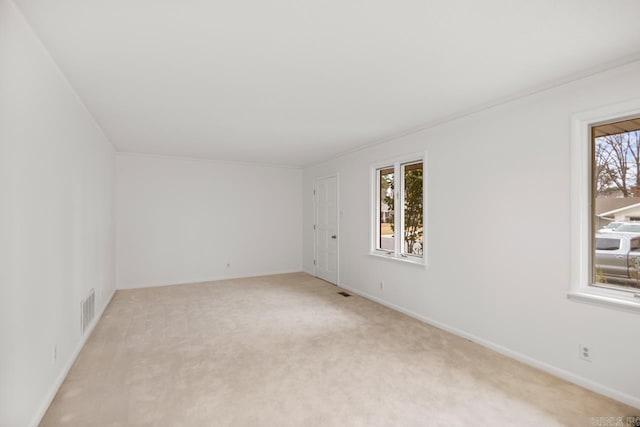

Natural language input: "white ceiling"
[15,0,640,167]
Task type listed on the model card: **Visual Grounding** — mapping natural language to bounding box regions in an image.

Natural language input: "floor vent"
[338,291,351,297]
[81,289,95,334]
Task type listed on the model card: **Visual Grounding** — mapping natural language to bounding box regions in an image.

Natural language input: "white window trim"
[369,151,427,267]
[570,99,640,313]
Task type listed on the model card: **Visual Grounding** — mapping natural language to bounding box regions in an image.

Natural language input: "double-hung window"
[570,100,640,312]
[371,153,425,265]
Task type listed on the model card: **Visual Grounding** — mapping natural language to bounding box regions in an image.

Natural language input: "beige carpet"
[41,273,636,426]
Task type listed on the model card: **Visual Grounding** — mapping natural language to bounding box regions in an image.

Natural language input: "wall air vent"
[81,289,95,334]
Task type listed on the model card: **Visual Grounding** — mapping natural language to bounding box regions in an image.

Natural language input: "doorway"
[314,175,338,284]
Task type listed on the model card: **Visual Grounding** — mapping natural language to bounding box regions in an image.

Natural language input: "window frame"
[570,100,640,313]
[370,152,427,267]
[375,165,395,253]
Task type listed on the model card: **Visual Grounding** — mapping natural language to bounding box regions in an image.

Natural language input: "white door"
[314,176,338,284]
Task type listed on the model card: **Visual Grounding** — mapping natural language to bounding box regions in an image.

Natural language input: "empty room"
[2,0,640,425]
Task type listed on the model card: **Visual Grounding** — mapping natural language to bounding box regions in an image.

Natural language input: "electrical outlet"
[52,345,57,364]
[226,263,231,268]
[579,344,591,362]
[380,281,384,289]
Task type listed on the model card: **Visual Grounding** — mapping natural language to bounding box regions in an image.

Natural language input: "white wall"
[303,61,640,408]
[117,154,302,289]
[0,1,116,426]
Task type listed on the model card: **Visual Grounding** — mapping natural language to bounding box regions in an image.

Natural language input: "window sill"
[368,251,427,268]
[567,289,640,314]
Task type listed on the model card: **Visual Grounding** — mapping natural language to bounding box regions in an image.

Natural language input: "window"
[594,237,620,251]
[593,118,640,291]
[610,223,640,233]
[378,167,395,251]
[371,154,425,265]
[570,100,640,312]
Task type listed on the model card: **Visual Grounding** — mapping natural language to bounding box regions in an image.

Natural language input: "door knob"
[331,235,337,239]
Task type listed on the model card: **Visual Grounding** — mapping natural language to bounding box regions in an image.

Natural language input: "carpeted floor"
[40,273,636,426]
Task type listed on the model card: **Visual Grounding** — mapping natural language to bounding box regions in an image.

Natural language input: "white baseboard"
[339,284,640,410]
[30,289,117,427]
[117,269,303,290]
